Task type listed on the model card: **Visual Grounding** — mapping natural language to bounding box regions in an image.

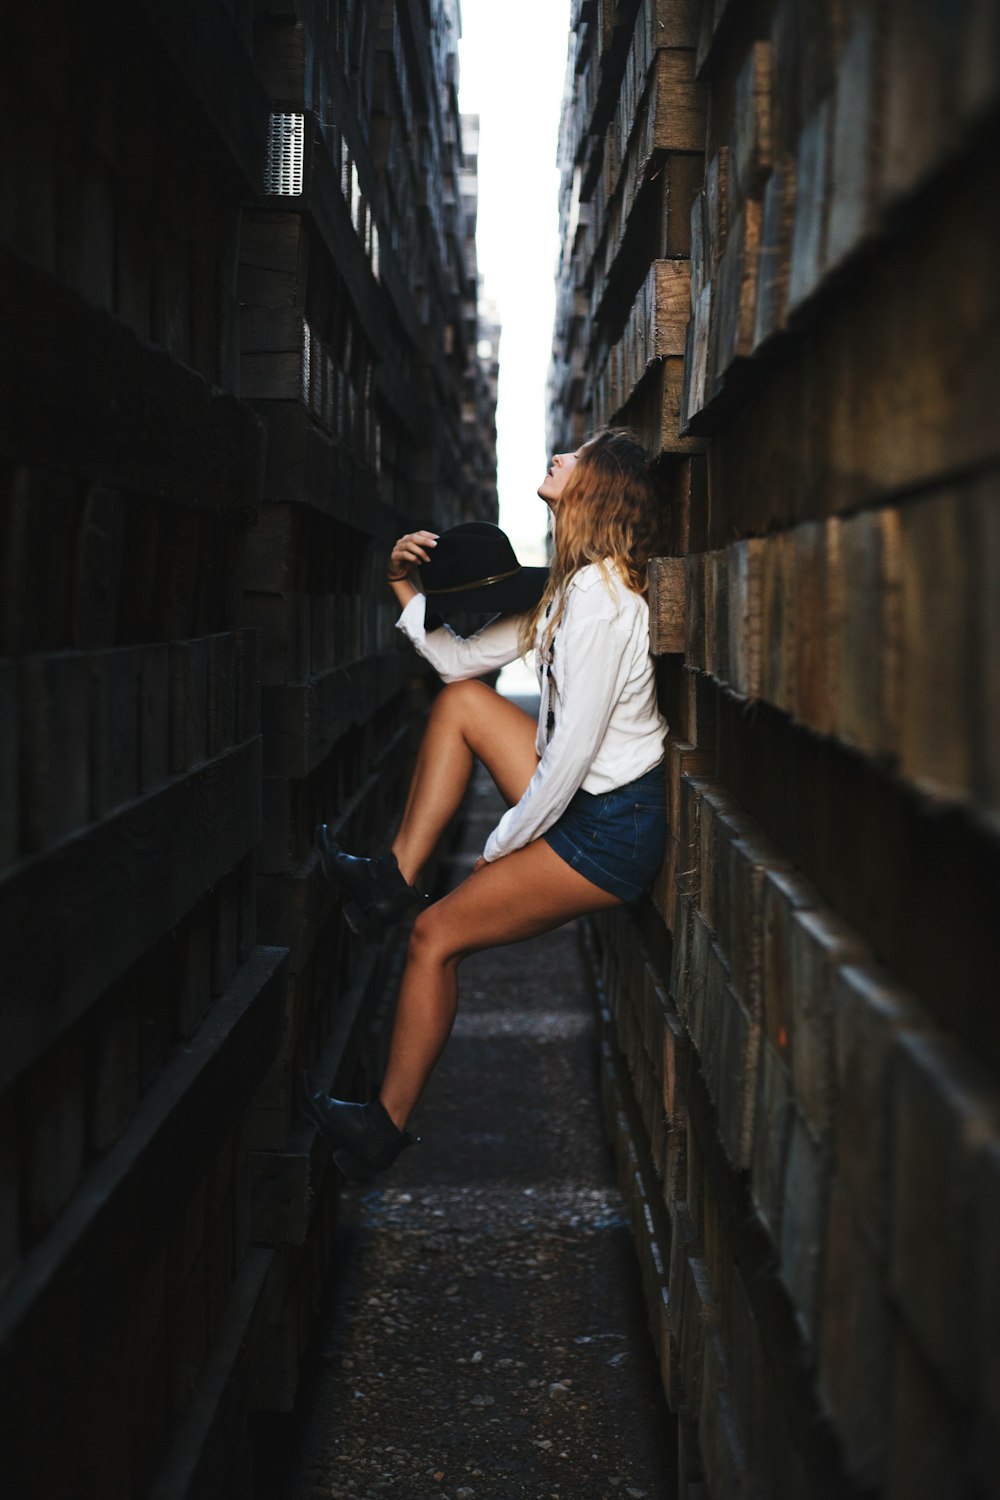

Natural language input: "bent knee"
[408,903,459,965]
[431,678,493,721]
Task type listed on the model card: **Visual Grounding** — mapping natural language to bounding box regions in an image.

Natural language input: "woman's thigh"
[443,680,540,807]
[412,835,622,963]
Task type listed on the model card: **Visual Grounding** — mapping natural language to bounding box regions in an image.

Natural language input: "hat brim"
[424,565,549,623]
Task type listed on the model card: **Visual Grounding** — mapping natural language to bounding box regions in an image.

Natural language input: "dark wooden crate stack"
[0,0,495,1496]
[551,2,1000,1496]
[240,0,495,1434]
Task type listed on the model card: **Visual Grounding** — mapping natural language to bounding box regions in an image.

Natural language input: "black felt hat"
[420,522,548,621]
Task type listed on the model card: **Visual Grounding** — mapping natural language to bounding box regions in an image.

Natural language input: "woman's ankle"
[390,842,419,887]
[378,1091,409,1132]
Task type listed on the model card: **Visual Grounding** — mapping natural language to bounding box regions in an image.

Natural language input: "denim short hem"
[541,762,667,904]
[543,826,651,903]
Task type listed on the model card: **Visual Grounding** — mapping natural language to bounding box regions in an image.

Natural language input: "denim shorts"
[543,762,667,903]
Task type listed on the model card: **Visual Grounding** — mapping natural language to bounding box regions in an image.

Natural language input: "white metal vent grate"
[264,113,304,196]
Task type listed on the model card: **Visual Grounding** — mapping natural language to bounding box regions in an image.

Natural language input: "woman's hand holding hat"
[387,530,439,583]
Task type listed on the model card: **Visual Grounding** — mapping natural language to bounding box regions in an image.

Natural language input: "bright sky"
[458,0,572,566]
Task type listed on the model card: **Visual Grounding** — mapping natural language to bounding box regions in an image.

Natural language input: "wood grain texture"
[752,153,795,349]
[731,41,772,211]
[786,96,831,317]
[833,504,902,759]
[648,555,686,653]
[826,9,882,274]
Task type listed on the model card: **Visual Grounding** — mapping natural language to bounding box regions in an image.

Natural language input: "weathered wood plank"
[253,401,403,542]
[708,198,762,397]
[0,739,263,1092]
[752,154,795,350]
[19,652,91,854]
[787,906,868,1145]
[818,1178,891,1488]
[24,1029,87,1240]
[731,41,772,211]
[786,97,831,318]
[0,248,265,515]
[758,525,796,714]
[833,963,920,1254]
[899,491,977,803]
[715,163,1000,529]
[136,0,270,193]
[826,9,882,274]
[261,649,412,778]
[833,504,902,759]
[778,1104,829,1348]
[648,555,686,653]
[0,946,287,1496]
[146,1247,273,1500]
[71,485,127,649]
[890,1030,991,1406]
[792,517,840,736]
[0,660,18,869]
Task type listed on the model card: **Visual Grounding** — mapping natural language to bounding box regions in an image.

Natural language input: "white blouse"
[395,562,668,863]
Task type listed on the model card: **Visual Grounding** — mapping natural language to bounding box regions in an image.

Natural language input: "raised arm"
[387,528,437,611]
[388,530,523,682]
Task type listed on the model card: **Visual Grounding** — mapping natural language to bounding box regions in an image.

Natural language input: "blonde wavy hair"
[518,428,664,657]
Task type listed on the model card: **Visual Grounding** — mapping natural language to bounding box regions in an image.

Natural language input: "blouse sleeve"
[395,592,523,682]
[481,594,632,862]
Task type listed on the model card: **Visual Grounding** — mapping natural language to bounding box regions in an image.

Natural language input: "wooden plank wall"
[551,1,1000,1496]
[0,0,496,1496]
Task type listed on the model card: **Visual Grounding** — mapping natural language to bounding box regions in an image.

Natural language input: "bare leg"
[379,839,622,1129]
[390,680,539,885]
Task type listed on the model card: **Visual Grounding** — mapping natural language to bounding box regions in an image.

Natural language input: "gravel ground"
[275,759,677,1500]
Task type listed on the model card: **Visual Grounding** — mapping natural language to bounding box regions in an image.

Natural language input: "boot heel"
[342,899,379,937]
[333,1144,376,1183]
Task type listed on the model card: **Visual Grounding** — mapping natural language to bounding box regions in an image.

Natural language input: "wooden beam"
[0,946,288,1493]
[0,739,262,1092]
[0,248,265,515]
[261,650,412,778]
[134,0,270,194]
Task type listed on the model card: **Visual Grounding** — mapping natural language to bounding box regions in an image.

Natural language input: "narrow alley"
[4,4,999,1497]
[277,737,676,1500]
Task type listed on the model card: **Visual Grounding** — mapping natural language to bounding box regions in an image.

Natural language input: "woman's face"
[537,444,588,506]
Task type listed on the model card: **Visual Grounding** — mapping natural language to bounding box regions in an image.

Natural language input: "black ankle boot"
[299,1074,418,1182]
[314,825,428,936]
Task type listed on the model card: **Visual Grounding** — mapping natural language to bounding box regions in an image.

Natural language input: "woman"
[302,429,668,1181]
